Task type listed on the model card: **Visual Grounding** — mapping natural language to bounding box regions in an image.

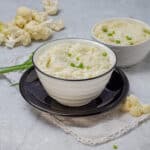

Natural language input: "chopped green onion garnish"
[107,31,115,36]
[102,26,108,32]
[126,35,132,40]
[76,57,80,61]
[115,40,121,44]
[113,144,118,149]
[108,33,113,36]
[129,42,134,45]
[102,52,108,57]
[70,63,75,67]
[143,28,150,35]
[67,53,72,57]
[77,63,84,69]
[70,62,84,69]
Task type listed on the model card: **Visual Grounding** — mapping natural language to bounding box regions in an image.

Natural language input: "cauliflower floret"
[25,21,53,40]
[19,31,31,46]
[121,95,141,112]
[142,104,150,114]
[0,33,5,45]
[5,25,31,48]
[5,36,17,48]
[17,7,32,22]
[14,16,27,28]
[49,19,64,31]
[31,10,48,23]
[42,0,58,15]
[129,106,143,117]
[0,2,65,48]
[120,100,131,112]
[121,94,150,117]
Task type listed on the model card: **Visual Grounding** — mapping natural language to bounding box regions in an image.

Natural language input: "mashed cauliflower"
[93,19,150,46]
[37,42,113,79]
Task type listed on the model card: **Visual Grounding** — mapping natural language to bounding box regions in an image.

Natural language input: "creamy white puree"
[93,19,150,46]
[37,42,113,79]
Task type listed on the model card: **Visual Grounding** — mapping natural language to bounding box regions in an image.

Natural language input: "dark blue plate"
[19,67,129,117]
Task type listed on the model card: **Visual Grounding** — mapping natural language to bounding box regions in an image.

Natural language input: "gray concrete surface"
[0,0,150,149]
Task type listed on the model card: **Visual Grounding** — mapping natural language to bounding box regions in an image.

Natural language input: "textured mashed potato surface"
[93,19,150,46]
[37,42,113,79]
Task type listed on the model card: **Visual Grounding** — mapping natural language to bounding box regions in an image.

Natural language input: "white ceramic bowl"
[91,18,150,67]
[33,38,116,107]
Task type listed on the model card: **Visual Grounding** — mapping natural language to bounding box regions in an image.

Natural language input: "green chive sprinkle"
[115,40,121,44]
[102,26,108,32]
[107,31,115,36]
[143,28,150,35]
[77,63,84,69]
[129,42,134,45]
[76,57,80,61]
[67,53,72,57]
[113,144,118,149]
[70,62,84,69]
[126,35,132,40]
[108,33,112,36]
[102,52,108,57]
[70,63,75,67]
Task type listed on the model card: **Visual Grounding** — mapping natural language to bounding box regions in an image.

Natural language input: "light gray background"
[0,0,150,150]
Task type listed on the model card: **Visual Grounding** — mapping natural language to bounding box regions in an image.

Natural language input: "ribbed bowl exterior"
[36,69,113,107]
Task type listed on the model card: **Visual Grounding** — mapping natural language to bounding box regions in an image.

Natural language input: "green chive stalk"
[0,53,33,74]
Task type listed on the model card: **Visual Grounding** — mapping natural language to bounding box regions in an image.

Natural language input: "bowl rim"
[32,38,117,82]
[91,17,150,48]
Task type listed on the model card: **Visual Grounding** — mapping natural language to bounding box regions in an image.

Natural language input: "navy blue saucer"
[19,67,129,117]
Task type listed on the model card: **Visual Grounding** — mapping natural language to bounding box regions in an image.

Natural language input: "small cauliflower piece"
[5,36,17,48]
[128,95,142,107]
[121,94,150,117]
[25,21,53,40]
[17,7,32,22]
[18,31,31,46]
[5,25,31,48]
[1,23,15,38]
[142,104,150,114]
[14,16,27,28]
[121,99,132,112]
[129,106,143,117]
[121,95,141,112]
[31,10,48,23]
[49,19,64,31]
[42,0,58,15]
